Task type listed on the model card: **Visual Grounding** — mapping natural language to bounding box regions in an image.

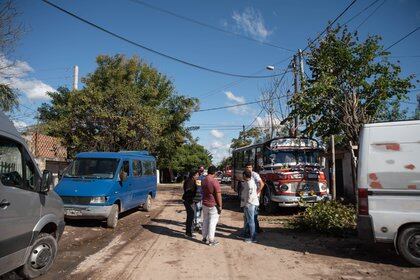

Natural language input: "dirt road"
[3,184,420,280]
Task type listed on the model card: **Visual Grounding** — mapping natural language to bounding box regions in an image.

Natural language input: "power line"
[128,0,294,52]
[42,0,288,79]
[355,0,386,30]
[385,27,420,51]
[303,0,358,52]
[342,0,380,26]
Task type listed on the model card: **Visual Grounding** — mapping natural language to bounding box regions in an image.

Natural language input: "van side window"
[133,160,142,177]
[122,161,130,177]
[142,161,155,176]
[0,137,24,188]
[23,150,37,190]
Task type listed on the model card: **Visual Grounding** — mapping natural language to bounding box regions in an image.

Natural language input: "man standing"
[193,166,205,231]
[241,170,259,243]
[201,165,222,247]
[245,162,264,233]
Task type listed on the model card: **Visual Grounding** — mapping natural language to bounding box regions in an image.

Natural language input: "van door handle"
[0,199,10,209]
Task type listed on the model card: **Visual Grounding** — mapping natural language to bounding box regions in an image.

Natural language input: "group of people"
[182,162,264,246]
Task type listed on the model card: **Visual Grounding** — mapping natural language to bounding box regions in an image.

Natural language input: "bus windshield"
[264,150,320,166]
[64,158,120,179]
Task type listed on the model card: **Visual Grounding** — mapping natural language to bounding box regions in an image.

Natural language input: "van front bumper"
[357,215,375,242]
[63,204,113,220]
[271,194,329,207]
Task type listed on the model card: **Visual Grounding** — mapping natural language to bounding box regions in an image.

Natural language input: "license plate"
[302,196,317,202]
[65,209,82,216]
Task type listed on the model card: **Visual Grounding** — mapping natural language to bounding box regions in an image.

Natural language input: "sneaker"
[244,238,257,244]
[202,238,208,244]
[185,233,196,238]
[208,240,220,247]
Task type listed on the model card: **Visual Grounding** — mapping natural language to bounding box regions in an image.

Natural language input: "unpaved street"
[3,184,420,280]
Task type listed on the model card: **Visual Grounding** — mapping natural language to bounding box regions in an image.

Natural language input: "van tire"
[143,194,152,212]
[107,204,119,228]
[17,233,58,279]
[397,225,420,266]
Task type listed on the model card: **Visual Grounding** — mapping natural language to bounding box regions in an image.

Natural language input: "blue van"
[54,151,157,228]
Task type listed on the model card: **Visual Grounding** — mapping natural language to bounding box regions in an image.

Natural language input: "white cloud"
[210,129,224,139]
[225,91,249,116]
[12,120,28,131]
[232,7,272,40]
[208,140,231,164]
[0,55,55,100]
[225,91,245,103]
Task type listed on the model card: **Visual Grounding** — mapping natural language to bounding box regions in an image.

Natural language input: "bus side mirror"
[40,170,53,193]
[321,157,326,168]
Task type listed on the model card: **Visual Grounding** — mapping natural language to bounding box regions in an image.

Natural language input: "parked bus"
[232,137,329,213]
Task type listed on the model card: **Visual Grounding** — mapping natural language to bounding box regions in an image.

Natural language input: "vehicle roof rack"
[118,150,150,156]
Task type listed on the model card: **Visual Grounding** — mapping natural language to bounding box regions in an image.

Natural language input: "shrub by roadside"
[288,200,357,236]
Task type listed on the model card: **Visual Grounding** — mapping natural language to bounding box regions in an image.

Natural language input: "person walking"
[241,169,259,243]
[201,165,222,246]
[245,162,264,233]
[193,166,205,231]
[182,169,198,238]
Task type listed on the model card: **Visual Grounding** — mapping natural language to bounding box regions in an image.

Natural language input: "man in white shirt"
[241,170,259,243]
[245,162,264,233]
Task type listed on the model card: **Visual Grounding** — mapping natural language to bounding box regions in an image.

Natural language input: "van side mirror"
[40,170,53,193]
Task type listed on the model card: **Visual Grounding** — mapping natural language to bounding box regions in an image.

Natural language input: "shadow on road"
[142,224,204,245]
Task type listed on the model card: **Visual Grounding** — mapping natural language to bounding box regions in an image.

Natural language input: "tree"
[288,26,413,147]
[39,55,198,168]
[169,142,212,175]
[230,127,262,149]
[217,156,232,170]
[0,0,24,112]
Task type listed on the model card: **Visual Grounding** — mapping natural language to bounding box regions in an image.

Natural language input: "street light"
[266,65,275,71]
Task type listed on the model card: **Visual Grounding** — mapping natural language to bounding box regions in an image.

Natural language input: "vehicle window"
[0,137,23,188]
[64,158,120,179]
[122,161,130,177]
[133,160,142,177]
[23,150,37,190]
[142,161,155,176]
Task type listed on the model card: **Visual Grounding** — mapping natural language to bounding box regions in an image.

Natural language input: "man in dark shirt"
[182,169,198,237]
[201,165,222,246]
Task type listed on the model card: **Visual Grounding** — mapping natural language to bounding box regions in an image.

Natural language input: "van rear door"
[364,121,420,242]
[0,137,41,275]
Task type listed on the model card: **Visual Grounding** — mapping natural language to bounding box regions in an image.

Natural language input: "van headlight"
[90,196,107,204]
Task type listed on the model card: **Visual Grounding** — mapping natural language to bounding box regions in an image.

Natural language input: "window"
[0,137,23,188]
[23,150,37,190]
[133,160,142,177]
[142,161,155,176]
[64,158,120,179]
[122,161,130,176]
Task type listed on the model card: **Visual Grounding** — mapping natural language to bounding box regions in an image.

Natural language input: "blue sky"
[5,0,420,163]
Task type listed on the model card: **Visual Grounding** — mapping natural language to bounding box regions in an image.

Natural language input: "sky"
[5,0,420,164]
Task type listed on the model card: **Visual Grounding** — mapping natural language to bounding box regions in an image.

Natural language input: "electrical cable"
[355,0,386,30]
[127,0,294,52]
[42,0,290,79]
[342,0,380,26]
[384,27,420,51]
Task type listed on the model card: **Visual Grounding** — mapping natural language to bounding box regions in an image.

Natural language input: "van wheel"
[17,233,58,279]
[143,194,152,212]
[397,225,420,266]
[107,204,119,228]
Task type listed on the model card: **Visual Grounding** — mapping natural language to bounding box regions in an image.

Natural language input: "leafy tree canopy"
[169,142,212,175]
[288,26,414,147]
[39,55,198,168]
[230,127,262,149]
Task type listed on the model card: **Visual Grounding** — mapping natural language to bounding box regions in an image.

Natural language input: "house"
[22,131,69,184]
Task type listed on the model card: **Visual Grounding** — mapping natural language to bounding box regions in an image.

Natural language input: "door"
[142,160,156,199]
[0,136,41,275]
[118,160,133,211]
[131,159,148,204]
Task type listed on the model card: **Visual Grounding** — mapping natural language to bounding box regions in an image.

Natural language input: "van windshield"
[64,158,119,179]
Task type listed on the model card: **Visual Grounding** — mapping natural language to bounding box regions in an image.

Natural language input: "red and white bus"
[231,137,329,213]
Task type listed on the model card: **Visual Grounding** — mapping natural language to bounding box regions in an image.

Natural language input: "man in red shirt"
[201,165,222,246]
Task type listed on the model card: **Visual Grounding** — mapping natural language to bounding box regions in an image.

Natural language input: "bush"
[289,200,357,236]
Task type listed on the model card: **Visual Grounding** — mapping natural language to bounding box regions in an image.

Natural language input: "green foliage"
[0,84,19,112]
[288,26,414,146]
[217,156,232,170]
[38,55,198,168]
[289,200,357,236]
[230,127,262,149]
[169,143,212,174]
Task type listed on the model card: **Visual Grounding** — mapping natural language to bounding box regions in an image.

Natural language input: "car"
[357,120,420,266]
[0,111,65,278]
[54,151,157,228]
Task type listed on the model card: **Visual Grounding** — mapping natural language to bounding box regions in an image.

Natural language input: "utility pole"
[292,54,299,137]
[73,65,79,90]
[298,49,305,88]
[331,135,336,200]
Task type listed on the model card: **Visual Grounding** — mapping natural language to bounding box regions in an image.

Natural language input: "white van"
[357,120,420,266]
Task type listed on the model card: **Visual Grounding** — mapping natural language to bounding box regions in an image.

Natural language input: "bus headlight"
[275,184,289,192]
[90,196,107,204]
[319,183,327,191]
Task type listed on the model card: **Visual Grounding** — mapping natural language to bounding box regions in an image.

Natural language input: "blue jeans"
[244,204,257,241]
[243,206,260,236]
[193,201,202,228]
